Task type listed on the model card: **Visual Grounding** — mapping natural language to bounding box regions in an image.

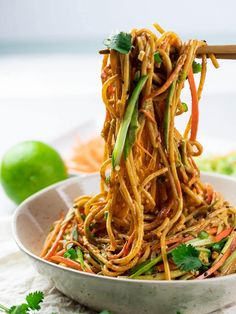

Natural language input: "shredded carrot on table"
[66,136,104,173]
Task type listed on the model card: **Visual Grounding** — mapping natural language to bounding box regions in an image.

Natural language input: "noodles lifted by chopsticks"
[41,24,236,280]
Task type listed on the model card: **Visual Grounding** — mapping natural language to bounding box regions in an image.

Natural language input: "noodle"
[41,24,236,280]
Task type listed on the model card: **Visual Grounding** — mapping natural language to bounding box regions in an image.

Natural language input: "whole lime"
[0,141,68,204]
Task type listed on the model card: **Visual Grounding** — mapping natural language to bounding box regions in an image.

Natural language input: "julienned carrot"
[139,109,156,124]
[196,236,236,280]
[155,235,194,250]
[207,227,218,235]
[64,240,84,250]
[206,184,214,204]
[43,223,68,260]
[55,249,66,256]
[157,262,176,272]
[167,236,194,251]
[145,53,186,100]
[196,250,231,280]
[109,232,135,259]
[136,142,153,158]
[214,228,233,243]
[66,137,104,173]
[40,218,63,257]
[50,256,83,271]
[123,232,135,257]
[188,68,199,141]
[158,228,229,253]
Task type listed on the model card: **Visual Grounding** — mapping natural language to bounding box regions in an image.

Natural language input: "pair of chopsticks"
[196,45,236,59]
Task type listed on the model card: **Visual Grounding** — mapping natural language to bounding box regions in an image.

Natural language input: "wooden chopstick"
[196,45,236,59]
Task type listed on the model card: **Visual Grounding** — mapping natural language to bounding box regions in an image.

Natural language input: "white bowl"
[13,173,236,314]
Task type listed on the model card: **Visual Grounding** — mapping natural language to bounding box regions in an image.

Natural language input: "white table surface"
[0,54,104,214]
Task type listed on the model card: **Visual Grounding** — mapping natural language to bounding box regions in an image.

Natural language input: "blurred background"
[0,0,236,210]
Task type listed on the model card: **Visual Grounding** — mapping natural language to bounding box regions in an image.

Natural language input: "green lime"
[0,141,68,204]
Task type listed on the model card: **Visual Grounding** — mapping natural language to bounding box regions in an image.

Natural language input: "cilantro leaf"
[154,52,162,65]
[198,230,209,239]
[211,237,228,252]
[8,304,29,314]
[64,248,77,260]
[104,32,132,54]
[0,291,45,314]
[171,244,202,271]
[192,60,202,74]
[26,291,44,311]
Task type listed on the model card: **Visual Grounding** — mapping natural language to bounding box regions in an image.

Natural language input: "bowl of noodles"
[13,172,236,314]
[13,23,236,313]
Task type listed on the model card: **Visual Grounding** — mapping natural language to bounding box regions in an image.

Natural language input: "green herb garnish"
[171,244,202,272]
[192,60,202,74]
[211,238,228,252]
[64,248,77,260]
[181,102,188,112]
[154,52,162,65]
[0,291,44,314]
[64,247,85,269]
[104,32,132,54]
[26,292,44,311]
[198,230,209,239]
[112,75,148,168]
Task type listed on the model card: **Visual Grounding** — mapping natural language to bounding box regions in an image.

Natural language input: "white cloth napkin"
[0,216,94,314]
